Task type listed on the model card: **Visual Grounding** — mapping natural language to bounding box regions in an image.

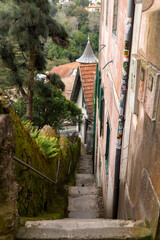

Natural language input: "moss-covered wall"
[0,90,19,240]
[10,107,81,218]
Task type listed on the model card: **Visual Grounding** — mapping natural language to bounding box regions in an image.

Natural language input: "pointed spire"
[88,35,90,43]
[76,38,98,64]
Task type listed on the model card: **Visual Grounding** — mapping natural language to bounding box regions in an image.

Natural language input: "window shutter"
[99,86,104,136]
[100,87,104,136]
[99,85,102,119]
[98,71,101,98]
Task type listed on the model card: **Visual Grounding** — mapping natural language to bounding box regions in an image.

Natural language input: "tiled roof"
[79,63,97,120]
[86,4,101,9]
[48,62,79,100]
[49,62,80,78]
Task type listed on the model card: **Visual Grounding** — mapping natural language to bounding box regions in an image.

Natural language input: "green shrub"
[35,135,60,159]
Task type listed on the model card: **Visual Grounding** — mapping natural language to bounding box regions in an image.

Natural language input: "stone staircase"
[16,151,152,240]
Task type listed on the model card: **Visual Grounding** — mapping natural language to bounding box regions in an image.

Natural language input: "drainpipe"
[92,63,99,174]
[112,0,135,219]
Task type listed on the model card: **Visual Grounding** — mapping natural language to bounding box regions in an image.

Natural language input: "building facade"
[94,0,160,237]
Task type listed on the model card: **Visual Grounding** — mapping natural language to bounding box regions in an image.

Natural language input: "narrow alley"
[16,149,151,240]
[68,149,104,218]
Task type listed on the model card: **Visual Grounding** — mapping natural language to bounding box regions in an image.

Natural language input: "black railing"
[13,156,71,185]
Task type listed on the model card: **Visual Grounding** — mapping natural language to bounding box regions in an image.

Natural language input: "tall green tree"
[0,0,69,120]
[13,81,83,129]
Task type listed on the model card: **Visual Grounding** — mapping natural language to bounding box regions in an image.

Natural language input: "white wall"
[76,86,88,144]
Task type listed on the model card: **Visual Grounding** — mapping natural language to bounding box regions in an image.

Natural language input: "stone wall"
[0,94,19,240]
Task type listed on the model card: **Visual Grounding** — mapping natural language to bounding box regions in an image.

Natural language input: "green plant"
[22,120,40,139]
[35,135,60,159]
[30,129,40,139]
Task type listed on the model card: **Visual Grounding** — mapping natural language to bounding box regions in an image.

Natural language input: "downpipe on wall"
[112,0,135,219]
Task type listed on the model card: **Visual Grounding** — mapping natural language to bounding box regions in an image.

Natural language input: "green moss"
[145,219,151,229]
[9,107,81,218]
[20,213,63,223]
[130,226,153,240]
[0,89,10,114]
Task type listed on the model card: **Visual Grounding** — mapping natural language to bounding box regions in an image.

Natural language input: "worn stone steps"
[68,173,100,219]
[69,186,99,197]
[16,152,152,240]
[75,174,95,186]
[16,219,152,240]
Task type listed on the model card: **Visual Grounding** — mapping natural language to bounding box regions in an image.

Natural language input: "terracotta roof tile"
[48,62,80,100]
[49,62,80,78]
[79,63,97,120]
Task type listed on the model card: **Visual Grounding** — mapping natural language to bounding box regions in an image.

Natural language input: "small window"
[102,0,105,22]
[106,0,109,25]
[112,0,118,35]
[82,92,85,107]
[141,67,145,82]
[148,75,153,91]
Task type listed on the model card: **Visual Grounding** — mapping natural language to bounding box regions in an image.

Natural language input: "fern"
[36,135,60,159]
[22,120,40,139]
[30,128,40,139]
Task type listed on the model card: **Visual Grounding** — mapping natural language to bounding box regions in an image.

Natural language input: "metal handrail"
[68,160,72,175]
[59,158,72,175]
[13,156,61,185]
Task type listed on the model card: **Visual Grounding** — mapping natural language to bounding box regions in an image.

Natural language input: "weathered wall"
[119,97,160,237]
[0,93,19,240]
[96,0,127,218]
[76,86,88,144]
[118,1,160,237]
[139,4,160,70]
[10,106,81,217]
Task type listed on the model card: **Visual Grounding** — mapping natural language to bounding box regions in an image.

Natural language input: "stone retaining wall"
[0,106,19,240]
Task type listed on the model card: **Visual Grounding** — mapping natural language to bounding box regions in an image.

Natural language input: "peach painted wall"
[95,0,128,218]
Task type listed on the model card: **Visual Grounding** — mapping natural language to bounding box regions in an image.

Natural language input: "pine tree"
[0,0,69,120]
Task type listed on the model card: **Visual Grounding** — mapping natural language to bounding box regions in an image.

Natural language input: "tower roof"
[76,37,98,64]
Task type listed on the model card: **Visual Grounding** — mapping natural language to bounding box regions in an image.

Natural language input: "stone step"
[68,210,99,219]
[69,186,98,197]
[75,174,95,186]
[16,219,152,240]
[68,195,99,212]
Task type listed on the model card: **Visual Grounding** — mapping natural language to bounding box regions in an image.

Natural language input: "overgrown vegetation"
[10,107,81,217]
[46,0,100,67]
[35,136,60,159]
[12,80,83,130]
[0,0,68,120]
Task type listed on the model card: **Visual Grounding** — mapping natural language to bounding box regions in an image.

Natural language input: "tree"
[0,0,69,120]
[71,6,88,28]
[74,0,89,7]
[13,81,83,129]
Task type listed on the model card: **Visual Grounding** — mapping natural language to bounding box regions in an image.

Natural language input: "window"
[102,0,105,22]
[112,0,118,34]
[82,92,85,107]
[99,86,104,136]
[105,121,110,174]
[106,0,109,25]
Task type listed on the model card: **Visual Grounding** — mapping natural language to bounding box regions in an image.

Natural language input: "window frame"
[112,0,119,35]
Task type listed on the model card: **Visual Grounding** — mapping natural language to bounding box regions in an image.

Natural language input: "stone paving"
[68,150,104,219]
[16,149,152,240]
